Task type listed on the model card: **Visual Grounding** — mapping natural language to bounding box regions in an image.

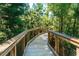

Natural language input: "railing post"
[48,32,50,43]
[10,46,16,56]
[55,36,59,54]
[27,32,30,42]
[22,36,26,51]
[25,34,27,46]
[76,47,79,56]
[58,38,65,56]
[16,35,26,56]
[62,47,65,56]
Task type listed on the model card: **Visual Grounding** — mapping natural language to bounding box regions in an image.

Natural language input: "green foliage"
[48,3,79,38]
[0,3,79,48]
[0,3,29,43]
[0,32,7,43]
[24,3,44,29]
[47,3,79,55]
[24,10,43,29]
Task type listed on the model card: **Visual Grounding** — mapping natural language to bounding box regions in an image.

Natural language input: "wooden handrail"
[48,30,79,47]
[0,27,46,56]
[48,30,79,56]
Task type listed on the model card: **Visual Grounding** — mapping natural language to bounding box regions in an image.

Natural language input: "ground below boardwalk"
[23,33,54,56]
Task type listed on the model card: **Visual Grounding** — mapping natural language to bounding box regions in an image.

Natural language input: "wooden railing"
[48,30,79,56]
[0,27,46,56]
[1,27,79,56]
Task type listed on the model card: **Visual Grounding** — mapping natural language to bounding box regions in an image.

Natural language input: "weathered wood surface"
[23,33,54,56]
[0,27,43,56]
[48,30,79,47]
[0,31,25,56]
[48,30,79,56]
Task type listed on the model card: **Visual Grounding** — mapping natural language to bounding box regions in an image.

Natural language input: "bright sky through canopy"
[29,3,33,8]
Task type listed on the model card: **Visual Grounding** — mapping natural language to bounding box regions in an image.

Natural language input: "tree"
[48,3,71,32]
[0,3,29,43]
[24,3,44,29]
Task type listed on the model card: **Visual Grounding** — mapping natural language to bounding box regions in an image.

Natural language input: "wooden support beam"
[62,47,65,56]
[9,46,16,56]
[58,39,65,56]
[25,34,27,46]
[76,47,79,56]
[55,36,60,54]
[22,36,26,51]
[48,32,50,43]
[27,32,30,42]
[16,36,26,56]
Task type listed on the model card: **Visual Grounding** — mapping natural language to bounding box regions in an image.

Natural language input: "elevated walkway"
[0,27,79,56]
[23,33,54,56]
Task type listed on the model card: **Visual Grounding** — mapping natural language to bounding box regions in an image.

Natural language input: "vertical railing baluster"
[9,46,16,56]
[62,46,65,56]
[48,32,50,43]
[76,47,79,56]
[23,36,26,51]
[25,34,27,46]
[55,36,59,54]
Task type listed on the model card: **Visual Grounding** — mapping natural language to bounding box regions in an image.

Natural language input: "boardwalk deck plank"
[23,33,54,56]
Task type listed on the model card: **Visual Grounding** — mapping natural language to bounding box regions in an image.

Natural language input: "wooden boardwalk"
[23,33,54,56]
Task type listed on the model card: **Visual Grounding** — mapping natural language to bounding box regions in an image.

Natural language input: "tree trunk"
[59,17,64,33]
